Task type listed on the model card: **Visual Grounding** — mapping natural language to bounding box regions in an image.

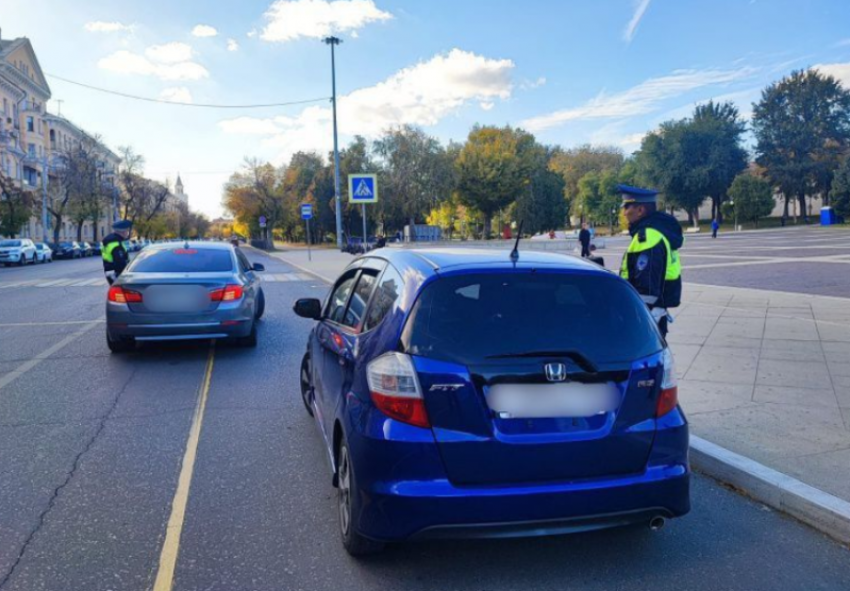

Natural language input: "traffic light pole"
[324,36,343,250]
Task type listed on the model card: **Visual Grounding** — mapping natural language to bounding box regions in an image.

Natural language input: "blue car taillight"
[367,352,430,428]
[656,348,678,417]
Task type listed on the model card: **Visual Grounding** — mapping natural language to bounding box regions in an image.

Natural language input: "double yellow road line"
[152,344,216,591]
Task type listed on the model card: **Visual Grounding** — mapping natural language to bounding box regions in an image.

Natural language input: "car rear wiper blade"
[485,350,597,373]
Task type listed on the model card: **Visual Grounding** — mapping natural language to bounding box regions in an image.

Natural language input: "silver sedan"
[105,242,265,353]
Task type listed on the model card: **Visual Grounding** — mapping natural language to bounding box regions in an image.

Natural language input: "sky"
[3,0,850,218]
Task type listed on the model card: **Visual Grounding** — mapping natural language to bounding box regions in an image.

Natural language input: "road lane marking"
[152,343,215,591]
[0,321,100,392]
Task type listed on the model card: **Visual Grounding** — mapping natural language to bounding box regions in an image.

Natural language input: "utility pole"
[323,36,343,250]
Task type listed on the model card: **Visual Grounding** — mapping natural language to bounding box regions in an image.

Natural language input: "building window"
[28,143,36,157]
[26,116,34,132]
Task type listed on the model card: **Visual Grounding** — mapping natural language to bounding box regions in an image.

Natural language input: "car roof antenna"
[510,220,524,263]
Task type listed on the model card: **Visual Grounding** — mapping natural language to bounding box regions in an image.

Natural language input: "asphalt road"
[1,250,850,591]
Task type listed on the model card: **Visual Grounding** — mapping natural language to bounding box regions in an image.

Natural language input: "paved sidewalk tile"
[753,385,839,408]
[756,359,834,390]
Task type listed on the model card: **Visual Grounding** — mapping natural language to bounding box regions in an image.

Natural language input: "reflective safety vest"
[102,240,122,263]
[620,227,682,308]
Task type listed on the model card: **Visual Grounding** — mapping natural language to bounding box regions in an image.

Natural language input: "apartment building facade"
[0,29,120,242]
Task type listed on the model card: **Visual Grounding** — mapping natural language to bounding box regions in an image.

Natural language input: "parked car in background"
[0,239,37,266]
[78,242,94,257]
[90,242,102,255]
[34,242,53,263]
[105,242,266,353]
[52,241,82,260]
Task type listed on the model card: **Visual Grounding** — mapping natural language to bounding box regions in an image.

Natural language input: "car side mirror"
[293,298,322,320]
[252,263,265,272]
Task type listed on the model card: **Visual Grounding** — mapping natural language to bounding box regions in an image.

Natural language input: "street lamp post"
[323,36,343,250]
[730,199,738,232]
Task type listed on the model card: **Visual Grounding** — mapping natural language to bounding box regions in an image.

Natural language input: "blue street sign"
[301,204,313,220]
[258,215,267,228]
[348,173,378,203]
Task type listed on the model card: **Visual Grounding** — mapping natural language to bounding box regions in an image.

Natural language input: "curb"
[254,246,850,547]
[690,435,850,545]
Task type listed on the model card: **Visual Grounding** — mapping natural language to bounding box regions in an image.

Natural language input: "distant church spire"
[175,173,184,194]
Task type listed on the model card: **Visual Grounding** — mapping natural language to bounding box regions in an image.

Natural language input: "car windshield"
[127,248,234,273]
[403,272,663,367]
[0,240,22,247]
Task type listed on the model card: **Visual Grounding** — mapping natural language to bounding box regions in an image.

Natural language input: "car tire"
[255,288,265,320]
[237,322,258,348]
[18,256,25,267]
[107,331,135,353]
[300,353,314,417]
[337,440,385,556]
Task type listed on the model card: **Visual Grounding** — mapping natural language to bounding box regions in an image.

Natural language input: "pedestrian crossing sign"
[348,173,378,203]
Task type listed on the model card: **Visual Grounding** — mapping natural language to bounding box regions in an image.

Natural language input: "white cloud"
[227,38,240,51]
[814,62,850,89]
[219,49,513,159]
[247,29,258,38]
[480,102,495,111]
[145,42,193,63]
[98,50,210,81]
[519,76,546,91]
[521,66,757,132]
[84,21,134,33]
[159,87,193,104]
[260,0,392,42]
[192,24,219,38]
[623,0,651,43]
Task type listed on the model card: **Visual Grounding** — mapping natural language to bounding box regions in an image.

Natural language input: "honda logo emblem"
[544,363,568,383]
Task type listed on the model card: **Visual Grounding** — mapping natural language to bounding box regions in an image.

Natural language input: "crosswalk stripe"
[35,279,68,287]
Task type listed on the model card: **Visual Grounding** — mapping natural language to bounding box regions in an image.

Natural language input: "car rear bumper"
[357,463,689,541]
[107,303,253,341]
[345,403,690,542]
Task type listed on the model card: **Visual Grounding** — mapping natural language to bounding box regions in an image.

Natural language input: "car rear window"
[128,248,234,273]
[402,272,663,366]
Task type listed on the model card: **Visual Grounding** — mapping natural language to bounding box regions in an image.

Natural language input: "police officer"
[102,220,132,285]
[618,185,684,337]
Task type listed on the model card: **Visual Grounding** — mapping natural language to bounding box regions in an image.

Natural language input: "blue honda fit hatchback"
[293,248,689,555]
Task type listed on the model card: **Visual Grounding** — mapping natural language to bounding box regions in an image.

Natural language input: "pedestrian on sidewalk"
[619,185,684,338]
[711,218,720,239]
[578,223,591,258]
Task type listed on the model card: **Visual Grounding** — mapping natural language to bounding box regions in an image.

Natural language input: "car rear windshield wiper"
[484,350,598,373]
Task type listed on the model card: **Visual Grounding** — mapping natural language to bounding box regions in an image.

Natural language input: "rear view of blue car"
[293,249,689,555]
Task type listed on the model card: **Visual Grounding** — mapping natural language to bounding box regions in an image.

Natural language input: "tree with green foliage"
[831,156,850,220]
[549,145,623,223]
[724,173,775,227]
[752,69,850,221]
[374,126,453,240]
[691,101,749,222]
[455,125,536,238]
[0,169,36,238]
[637,121,706,226]
[514,146,567,235]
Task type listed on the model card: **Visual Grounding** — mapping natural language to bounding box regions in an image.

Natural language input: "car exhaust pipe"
[649,516,667,531]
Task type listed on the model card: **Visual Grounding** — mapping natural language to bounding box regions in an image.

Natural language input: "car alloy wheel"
[300,354,314,416]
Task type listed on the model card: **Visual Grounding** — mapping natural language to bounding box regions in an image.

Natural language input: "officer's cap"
[618,184,658,207]
[112,220,133,231]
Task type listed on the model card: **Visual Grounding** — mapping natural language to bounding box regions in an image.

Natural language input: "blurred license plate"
[487,383,619,419]
[145,287,206,312]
